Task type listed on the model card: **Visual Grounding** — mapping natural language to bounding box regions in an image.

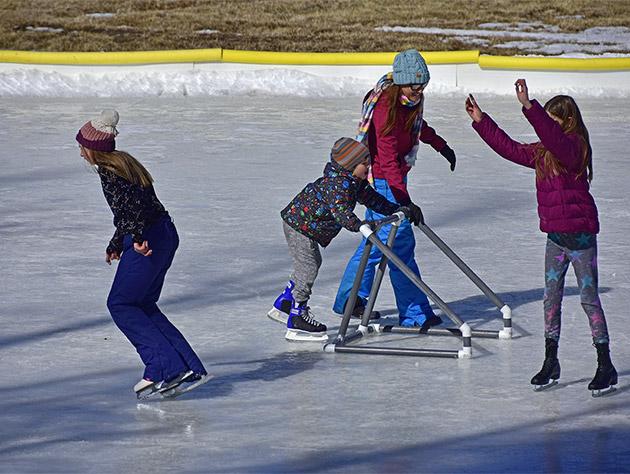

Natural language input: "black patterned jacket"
[98,167,169,254]
[281,161,399,247]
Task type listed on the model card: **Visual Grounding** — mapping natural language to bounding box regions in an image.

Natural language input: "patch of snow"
[375,25,630,55]
[25,26,64,33]
[86,13,115,19]
[478,22,561,33]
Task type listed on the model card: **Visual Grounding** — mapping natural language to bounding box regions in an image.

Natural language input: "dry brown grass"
[1,0,629,54]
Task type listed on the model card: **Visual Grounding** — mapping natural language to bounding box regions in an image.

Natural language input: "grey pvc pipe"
[367,234,465,327]
[333,345,460,358]
[417,224,505,310]
[361,224,398,326]
[337,240,373,340]
[384,326,501,339]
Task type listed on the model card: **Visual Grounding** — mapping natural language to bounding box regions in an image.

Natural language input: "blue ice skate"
[285,300,328,342]
[267,280,295,325]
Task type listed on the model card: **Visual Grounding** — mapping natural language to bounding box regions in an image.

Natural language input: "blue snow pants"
[106,217,206,383]
[333,178,435,325]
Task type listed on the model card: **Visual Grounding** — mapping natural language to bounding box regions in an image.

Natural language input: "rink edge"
[1,49,630,70]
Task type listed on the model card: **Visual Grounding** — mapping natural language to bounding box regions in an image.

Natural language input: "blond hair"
[90,150,154,188]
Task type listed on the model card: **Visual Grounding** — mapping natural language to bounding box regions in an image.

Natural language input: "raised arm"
[522,100,583,170]
[467,94,536,169]
[515,79,582,170]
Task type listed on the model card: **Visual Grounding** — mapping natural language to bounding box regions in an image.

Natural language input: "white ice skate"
[162,374,214,399]
[135,370,194,400]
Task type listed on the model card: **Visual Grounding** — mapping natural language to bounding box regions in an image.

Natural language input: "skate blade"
[136,388,161,400]
[136,382,166,400]
[285,329,328,343]
[162,374,214,399]
[156,370,194,394]
[267,308,288,325]
[591,386,617,398]
[533,380,559,392]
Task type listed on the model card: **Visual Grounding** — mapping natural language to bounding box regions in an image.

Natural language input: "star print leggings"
[543,237,609,344]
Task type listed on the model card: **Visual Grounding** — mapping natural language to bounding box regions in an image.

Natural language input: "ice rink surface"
[1,93,629,473]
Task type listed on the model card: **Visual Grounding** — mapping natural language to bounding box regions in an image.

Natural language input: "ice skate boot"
[285,300,328,342]
[531,338,561,391]
[268,280,295,325]
[134,378,162,400]
[588,342,618,397]
[344,297,381,320]
[162,372,214,399]
[135,370,194,400]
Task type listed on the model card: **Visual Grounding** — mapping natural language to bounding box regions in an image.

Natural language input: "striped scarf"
[355,72,424,167]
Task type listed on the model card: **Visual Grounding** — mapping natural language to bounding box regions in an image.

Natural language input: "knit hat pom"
[91,109,119,136]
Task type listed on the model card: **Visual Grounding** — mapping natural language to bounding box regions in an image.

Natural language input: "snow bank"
[1,66,629,98]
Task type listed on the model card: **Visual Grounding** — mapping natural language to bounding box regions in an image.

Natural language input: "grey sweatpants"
[543,238,609,344]
[283,222,322,303]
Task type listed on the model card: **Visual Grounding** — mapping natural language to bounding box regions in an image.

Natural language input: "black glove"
[397,206,410,219]
[360,219,378,231]
[440,145,456,171]
[407,202,424,226]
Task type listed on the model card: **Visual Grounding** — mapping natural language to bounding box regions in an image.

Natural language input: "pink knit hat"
[76,110,119,152]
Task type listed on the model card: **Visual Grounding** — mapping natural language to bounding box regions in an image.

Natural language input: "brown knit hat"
[331,137,370,171]
[76,110,119,152]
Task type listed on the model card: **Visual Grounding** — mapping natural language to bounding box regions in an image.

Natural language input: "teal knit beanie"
[392,49,430,85]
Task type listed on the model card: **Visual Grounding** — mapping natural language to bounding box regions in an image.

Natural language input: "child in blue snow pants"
[107,217,206,383]
[333,178,436,326]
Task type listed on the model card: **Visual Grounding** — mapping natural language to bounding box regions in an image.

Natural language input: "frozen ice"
[1,93,629,472]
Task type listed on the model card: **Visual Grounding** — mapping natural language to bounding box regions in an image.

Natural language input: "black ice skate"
[531,338,561,391]
[285,300,328,342]
[267,280,294,325]
[344,297,381,321]
[588,342,618,398]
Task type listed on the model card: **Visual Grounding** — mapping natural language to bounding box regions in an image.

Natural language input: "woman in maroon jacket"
[333,49,456,328]
[466,80,617,396]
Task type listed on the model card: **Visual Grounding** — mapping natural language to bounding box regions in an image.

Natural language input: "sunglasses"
[405,83,427,92]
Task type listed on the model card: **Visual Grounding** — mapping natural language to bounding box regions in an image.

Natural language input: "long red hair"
[535,95,593,182]
[381,85,421,136]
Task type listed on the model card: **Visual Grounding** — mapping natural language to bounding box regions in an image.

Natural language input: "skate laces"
[301,308,322,327]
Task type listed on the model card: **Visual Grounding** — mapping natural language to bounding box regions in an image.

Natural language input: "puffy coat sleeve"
[419,119,447,152]
[472,113,536,169]
[522,99,584,172]
[357,182,400,216]
[372,100,411,205]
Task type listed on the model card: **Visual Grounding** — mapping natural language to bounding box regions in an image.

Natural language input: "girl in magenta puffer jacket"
[466,79,617,397]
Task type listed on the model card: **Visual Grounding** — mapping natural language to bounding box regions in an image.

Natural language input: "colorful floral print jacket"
[281,161,399,247]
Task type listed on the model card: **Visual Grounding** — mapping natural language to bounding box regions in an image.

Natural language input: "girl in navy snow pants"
[107,217,206,383]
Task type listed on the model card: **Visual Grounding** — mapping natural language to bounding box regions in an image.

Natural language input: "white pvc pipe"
[359,224,374,239]
[499,304,513,339]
